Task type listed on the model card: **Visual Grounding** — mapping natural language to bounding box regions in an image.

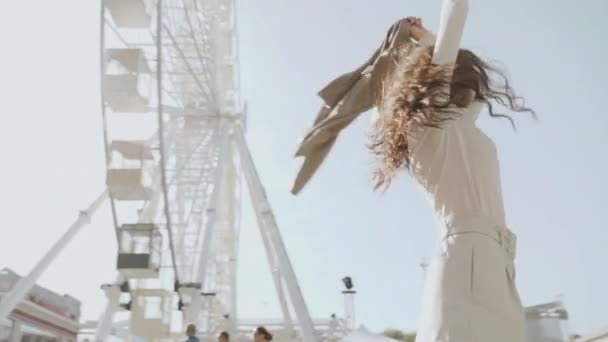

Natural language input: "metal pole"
[342,290,356,331]
[9,321,22,342]
[235,127,318,342]
[94,296,119,341]
[0,190,108,321]
[93,275,123,342]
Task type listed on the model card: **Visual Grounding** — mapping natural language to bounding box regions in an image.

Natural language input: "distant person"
[184,323,199,342]
[253,326,272,341]
[218,331,230,342]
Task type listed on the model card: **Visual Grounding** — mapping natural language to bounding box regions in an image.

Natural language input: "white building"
[525,301,570,342]
[0,268,81,342]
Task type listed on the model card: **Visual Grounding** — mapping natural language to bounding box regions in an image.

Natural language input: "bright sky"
[0,0,607,338]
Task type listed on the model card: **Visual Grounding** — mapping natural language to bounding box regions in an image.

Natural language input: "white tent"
[340,327,398,342]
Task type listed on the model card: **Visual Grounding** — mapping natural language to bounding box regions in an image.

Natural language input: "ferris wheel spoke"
[161,24,216,108]
[165,123,220,280]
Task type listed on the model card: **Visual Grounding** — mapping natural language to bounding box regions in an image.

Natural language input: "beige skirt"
[416,221,525,342]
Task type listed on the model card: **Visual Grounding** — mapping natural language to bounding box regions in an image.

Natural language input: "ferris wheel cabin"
[116,223,162,279]
[103,48,152,113]
[104,0,152,29]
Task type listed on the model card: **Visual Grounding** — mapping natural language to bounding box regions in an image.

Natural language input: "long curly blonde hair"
[369,45,535,190]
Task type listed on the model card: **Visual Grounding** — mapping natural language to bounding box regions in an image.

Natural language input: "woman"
[369,0,533,341]
[253,326,273,342]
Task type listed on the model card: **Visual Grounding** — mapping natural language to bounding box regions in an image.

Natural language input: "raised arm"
[432,0,469,66]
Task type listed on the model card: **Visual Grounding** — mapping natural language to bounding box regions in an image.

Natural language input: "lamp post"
[341,277,356,331]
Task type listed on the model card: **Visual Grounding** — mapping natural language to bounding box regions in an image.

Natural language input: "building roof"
[0,268,81,320]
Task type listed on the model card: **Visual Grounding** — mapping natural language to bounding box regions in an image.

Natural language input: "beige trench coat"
[291,20,414,194]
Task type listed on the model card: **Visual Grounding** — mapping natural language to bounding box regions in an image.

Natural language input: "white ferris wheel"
[0,0,355,341]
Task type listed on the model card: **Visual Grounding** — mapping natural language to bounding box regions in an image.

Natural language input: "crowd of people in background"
[184,323,274,342]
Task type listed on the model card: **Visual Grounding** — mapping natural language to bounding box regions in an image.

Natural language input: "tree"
[382,328,416,342]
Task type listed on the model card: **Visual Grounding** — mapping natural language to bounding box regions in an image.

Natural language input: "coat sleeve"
[418,31,437,48]
[431,0,469,69]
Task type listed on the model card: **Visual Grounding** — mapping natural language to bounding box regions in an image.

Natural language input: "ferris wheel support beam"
[235,127,319,342]
[0,190,108,322]
[257,206,294,335]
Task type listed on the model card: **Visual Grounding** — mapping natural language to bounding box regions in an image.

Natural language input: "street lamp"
[342,277,354,291]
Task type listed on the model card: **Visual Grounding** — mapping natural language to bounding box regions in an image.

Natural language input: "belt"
[443,218,517,260]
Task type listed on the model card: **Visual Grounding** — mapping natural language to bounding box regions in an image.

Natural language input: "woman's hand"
[405,16,428,41]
